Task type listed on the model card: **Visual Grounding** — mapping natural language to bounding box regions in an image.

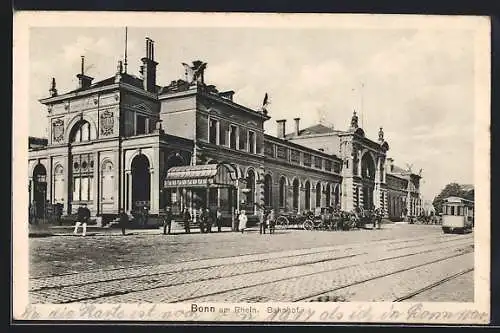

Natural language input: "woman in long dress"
[238,210,248,233]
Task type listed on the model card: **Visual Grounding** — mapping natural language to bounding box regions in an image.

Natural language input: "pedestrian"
[259,208,266,234]
[268,209,275,234]
[183,208,191,234]
[56,203,63,226]
[206,208,212,233]
[118,208,129,236]
[73,203,90,236]
[163,206,172,235]
[372,208,378,229]
[199,207,206,233]
[216,209,223,232]
[238,210,248,234]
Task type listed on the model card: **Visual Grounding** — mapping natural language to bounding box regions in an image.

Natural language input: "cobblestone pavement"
[29,224,474,303]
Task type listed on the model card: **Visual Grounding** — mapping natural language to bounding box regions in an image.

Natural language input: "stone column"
[64,152,71,214]
[374,157,381,210]
[151,146,160,215]
[125,170,132,212]
[93,151,99,215]
[47,156,53,205]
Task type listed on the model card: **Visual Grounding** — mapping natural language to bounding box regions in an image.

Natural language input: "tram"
[441,196,474,234]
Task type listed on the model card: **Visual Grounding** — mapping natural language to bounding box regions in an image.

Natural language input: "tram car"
[441,196,474,234]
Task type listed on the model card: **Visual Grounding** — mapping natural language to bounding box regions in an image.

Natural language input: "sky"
[28,25,476,201]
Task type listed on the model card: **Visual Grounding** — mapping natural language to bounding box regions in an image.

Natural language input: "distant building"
[28,36,421,221]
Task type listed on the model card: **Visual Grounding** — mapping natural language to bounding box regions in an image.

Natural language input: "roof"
[389,164,408,174]
[164,163,237,188]
[285,124,339,139]
[66,73,159,94]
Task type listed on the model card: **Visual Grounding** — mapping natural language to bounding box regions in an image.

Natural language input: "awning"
[164,163,237,188]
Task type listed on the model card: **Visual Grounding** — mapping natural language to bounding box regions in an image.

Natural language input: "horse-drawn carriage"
[300,207,381,231]
[268,206,382,232]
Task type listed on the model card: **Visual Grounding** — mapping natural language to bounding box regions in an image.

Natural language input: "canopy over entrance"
[164,163,237,188]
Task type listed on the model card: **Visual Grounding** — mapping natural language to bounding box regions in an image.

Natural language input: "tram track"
[30,231,461,280]
[393,268,474,302]
[45,238,473,304]
[31,233,468,292]
[174,244,473,303]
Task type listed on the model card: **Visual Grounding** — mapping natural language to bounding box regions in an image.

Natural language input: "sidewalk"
[29,223,236,237]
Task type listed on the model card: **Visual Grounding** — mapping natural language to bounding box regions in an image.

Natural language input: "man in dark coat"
[74,203,90,236]
[216,209,223,232]
[259,208,266,234]
[163,206,172,235]
[118,208,129,236]
[183,208,191,233]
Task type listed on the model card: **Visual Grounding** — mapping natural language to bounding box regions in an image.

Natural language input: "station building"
[28,37,422,223]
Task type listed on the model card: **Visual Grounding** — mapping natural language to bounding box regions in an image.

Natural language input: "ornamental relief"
[52,119,64,142]
[100,110,114,136]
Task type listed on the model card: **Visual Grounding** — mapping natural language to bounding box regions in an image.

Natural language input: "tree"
[432,183,474,213]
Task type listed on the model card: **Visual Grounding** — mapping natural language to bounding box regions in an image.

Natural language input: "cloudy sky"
[28,23,476,201]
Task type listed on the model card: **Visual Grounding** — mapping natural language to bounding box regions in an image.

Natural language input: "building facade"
[28,36,421,222]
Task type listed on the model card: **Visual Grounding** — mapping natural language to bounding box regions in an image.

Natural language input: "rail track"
[30,233,473,304]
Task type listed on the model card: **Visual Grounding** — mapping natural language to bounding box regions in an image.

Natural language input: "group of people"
[237,208,276,234]
[161,206,224,235]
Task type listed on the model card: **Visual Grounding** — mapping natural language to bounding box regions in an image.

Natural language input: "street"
[29,223,474,303]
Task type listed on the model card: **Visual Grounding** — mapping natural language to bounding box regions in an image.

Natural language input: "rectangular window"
[219,121,226,146]
[73,177,80,201]
[303,153,311,167]
[333,162,341,173]
[88,177,93,201]
[229,125,238,149]
[450,206,455,216]
[277,146,287,159]
[325,160,332,171]
[209,119,218,144]
[290,150,300,164]
[314,156,322,169]
[136,114,147,135]
[239,129,247,150]
[264,142,275,157]
[248,131,256,153]
[81,177,89,201]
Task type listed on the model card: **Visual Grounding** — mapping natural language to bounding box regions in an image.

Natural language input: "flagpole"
[124,27,128,74]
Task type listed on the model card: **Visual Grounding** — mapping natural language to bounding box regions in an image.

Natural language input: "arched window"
[264,174,272,207]
[70,120,92,143]
[101,160,114,202]
[292,178,299,211]
[305,181,311,210]
[279,177,286,208]
[72,153,94,202]
[361,153,376,180]
[53,164,64,203]
[334,184,340,207]
[246,169,256,208]
[316,183,321,208]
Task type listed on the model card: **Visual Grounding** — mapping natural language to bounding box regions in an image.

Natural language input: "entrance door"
[32,164,47,218]
[363,186,374,210]
[131,154,151,210]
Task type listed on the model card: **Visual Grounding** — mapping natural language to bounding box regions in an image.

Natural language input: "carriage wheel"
[276,216,289,230]
[303,219,314,231]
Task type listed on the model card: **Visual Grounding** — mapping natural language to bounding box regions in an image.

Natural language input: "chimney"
[276,119,286,139]
[49,77,58,97]
[76,56,94,89]
[294,118,300,136]
[140,37,158,93]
